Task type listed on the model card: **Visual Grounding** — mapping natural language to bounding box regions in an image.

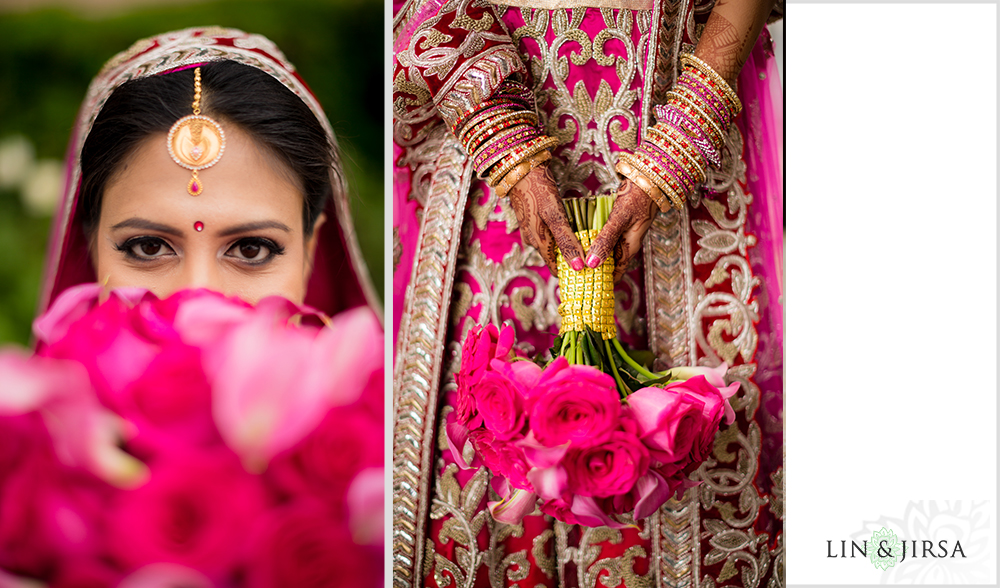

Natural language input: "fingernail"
[586,254,601,268]
[569,257,585,272]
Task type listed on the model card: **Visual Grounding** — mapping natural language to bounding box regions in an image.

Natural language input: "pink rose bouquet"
[449,196,739,527]
[0,285,383,587]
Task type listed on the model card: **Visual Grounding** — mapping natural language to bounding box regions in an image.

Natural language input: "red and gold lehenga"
[392,0,784,585]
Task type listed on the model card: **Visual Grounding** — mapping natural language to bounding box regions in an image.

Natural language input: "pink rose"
[41,296,161,406]
[454,324,515,423]
[529,362,620,447]
[123,343,218,455]
[116,563,213,588]
[206,304,382,469]
[663,375,739,461]
[472,372,526,440]
[49,558,122,588]
[107,449,265,576]
[267,403,382,510]
[247,500,378,588]
[468,428,531,489]
[0,445,109,579]
[0,350,146,487]
[539,498,581,526]
[664,365,739,424]
[346,468,384,546]
[626,388,704,464]
[564,431,649,497]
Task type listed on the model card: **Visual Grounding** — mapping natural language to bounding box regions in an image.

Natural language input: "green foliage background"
[0,0,384,346]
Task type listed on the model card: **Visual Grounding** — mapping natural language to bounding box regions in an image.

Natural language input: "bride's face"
[93,124,322,304]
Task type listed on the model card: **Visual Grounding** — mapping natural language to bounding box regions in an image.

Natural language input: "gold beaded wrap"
[556,229,615,340]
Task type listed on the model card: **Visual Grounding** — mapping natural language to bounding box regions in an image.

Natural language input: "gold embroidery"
[393,132,473,588]
[532,529,557,579]
[509,8,643,198]
[394,227,403,272]
[768,468,783,522]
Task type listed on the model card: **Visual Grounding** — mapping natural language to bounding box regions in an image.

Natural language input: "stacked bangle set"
[453,79,558,197]
[616,53,742,212]
[455,56,740,209]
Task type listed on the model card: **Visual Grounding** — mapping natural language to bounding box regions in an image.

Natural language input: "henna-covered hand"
[586,179,659,283]
[508,163,585,274]
[695,0,775,85]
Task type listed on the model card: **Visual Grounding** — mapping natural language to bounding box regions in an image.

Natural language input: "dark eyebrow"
[110,218,183,237]
[218,221,293,237]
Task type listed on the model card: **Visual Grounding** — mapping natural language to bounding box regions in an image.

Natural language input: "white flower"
[0,134,34,189]
[21,158,64,216]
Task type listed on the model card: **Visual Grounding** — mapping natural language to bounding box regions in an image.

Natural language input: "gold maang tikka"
[166,67,225,196]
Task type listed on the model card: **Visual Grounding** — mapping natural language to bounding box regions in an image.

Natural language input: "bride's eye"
[117,236,175,261]
[225,237,284,265]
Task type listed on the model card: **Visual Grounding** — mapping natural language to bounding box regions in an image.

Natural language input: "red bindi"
[194,221,204,232]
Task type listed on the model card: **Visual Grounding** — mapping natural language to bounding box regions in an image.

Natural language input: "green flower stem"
[563,201,575,232]
[604,337,629,399]
[610,337,660,381]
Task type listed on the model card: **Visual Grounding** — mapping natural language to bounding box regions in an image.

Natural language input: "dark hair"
[80,60,338,237]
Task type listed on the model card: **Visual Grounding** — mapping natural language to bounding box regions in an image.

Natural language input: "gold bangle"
[645,125,707,181]
[486,135,559,186]
[616,153,671,200]
[462,110,539,153]
[679,53,741,116]
[495,150,551,198]
[664,89,726,149]
[615,160,669,212]
[618,153,685,210]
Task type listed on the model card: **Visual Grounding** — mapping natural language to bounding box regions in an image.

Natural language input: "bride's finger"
[538,197,584,271]
[586,202,629,268]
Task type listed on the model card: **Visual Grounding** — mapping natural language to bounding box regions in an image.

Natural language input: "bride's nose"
[176,253,223,294]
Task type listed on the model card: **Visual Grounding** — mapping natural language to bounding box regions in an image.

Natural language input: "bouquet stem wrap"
[556,229,615,340]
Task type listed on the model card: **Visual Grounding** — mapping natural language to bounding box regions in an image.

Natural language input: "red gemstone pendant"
[187,175,202,196]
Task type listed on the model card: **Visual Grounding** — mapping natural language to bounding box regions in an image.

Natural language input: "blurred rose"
[346,468,384,546]
[564,432,649,497]
[247,500,377,588]
[21,159,64,217]
[0,349,146,488]
[41,295,161,407]
[107,449,265,576]
[207,305,382,470]
[116,564,213,588]
[48,558,121,588]
[123,343,218,456]
[0,134,34,189]
[0,449,108,579]
[267,403,382,510]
